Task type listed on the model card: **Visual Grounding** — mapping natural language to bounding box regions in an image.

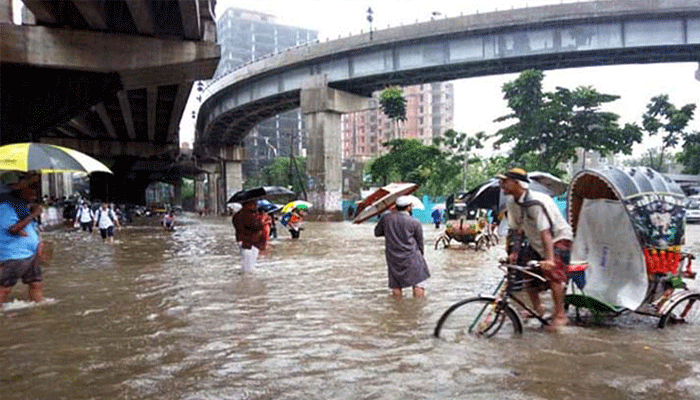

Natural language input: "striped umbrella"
[0,143,112,174]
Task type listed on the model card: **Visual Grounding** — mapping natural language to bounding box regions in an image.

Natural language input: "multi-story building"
[214,8,317,177]
[342,82,454,162]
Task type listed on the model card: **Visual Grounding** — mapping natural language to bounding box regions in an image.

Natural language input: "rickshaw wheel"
[434,235,451,250]
[658,293,700,328]
[475,235,489,251]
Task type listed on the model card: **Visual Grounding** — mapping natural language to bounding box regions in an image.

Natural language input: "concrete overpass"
[1,0,219,204]
[195,0,699,216]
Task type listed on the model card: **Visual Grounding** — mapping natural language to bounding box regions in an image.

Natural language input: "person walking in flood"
[0,172,45,306]
[93,201,120,243]
[374,195,430,298]
[232,200,270,272]
[74,201,94,233]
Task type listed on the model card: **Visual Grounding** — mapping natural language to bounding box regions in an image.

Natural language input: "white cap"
[228,202,243,214]
[396,195,412,207]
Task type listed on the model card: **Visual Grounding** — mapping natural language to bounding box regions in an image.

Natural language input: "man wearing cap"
[498,168,573,331]
[0,172,44,306]
[374,195,430,298]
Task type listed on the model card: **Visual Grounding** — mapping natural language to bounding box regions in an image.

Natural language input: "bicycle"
[433,259,549,340]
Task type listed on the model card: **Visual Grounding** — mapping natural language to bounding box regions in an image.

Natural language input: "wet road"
[1,215,699,400]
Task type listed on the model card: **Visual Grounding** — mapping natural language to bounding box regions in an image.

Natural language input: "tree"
[676,131,700,174]
[641,94,696,172]
[366,139,440,188]
[244,157,308,195]
[494,69,642,176]
[433,129,486,191]
[378,86,407,139]
[623,147,682,173]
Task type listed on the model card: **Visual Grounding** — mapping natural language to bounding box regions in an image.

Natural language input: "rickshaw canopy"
[568,166,688,310]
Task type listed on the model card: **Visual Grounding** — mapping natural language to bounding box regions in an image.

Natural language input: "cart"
[434,217,495,250]
[566,166,698,328]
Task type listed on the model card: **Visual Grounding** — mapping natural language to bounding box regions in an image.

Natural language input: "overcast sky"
[181,0,700,159]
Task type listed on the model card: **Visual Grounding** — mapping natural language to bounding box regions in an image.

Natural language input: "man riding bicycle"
[499,168,573,331]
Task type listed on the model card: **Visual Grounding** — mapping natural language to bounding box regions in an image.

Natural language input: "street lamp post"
[367,7,373,41]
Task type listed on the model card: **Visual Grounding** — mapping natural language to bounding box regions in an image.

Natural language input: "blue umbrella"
[257,199,281,213]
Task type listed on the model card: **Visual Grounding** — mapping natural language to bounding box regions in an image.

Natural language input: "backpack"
[95,208,116,225]
[280,212,291,226]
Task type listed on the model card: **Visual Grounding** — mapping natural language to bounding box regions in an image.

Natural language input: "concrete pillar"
[172,179,182,208]
[219,145,244,204]
[194,173,206,214]
[225,161,243,200]
[0,0,12,23]
[695,62,700,82]
[200,163,219,215]
[300,75,370,219]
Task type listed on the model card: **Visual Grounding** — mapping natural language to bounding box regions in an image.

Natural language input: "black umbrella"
[466,172,568,211]
[227,186,294,204]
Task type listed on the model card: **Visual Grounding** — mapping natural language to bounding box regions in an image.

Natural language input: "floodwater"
[2,215,699,400]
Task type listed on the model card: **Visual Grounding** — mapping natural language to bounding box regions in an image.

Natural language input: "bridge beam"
[43,137,178,160]
[300,75,371,219]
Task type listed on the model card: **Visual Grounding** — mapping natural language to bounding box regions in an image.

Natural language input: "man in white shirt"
[499,168,573,331]
[92,202,120,243]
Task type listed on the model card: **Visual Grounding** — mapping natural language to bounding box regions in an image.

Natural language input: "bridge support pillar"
[172,179,182,208]
[695,63,700,82]
[219,146,245,207]
[198,163,220,215]
[301,75,370,220]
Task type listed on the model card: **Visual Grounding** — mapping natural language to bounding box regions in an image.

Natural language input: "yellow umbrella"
[0,143,112,174]
[281,200,312,214]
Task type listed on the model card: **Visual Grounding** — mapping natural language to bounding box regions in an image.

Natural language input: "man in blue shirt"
[0,172,44,306]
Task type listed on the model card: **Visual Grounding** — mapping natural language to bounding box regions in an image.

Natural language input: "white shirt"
[95,207,116,229]
[505,190,572,257]
[76,206,93,223]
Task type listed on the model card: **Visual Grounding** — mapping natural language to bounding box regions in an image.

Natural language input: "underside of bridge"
[0,0,219,201]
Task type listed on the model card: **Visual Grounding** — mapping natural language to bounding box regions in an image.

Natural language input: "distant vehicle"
[687,198,700,223]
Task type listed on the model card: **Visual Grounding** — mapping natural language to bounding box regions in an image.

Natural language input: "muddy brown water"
[2,216,699,400]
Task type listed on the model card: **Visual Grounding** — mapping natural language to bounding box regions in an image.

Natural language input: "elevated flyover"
[195,0,699,216]
[1,0,219,204]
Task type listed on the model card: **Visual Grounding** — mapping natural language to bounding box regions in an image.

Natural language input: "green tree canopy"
[378,86,407,122]
[676,131,700,174]
[641,94,697,173]
[493,69,642,176]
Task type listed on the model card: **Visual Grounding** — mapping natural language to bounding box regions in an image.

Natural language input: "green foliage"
[365,132,505,197]
[641,95,696,172]
[494,69,642,176]
[244,157,308,195]
[623,147,682,173]
[181,178,194,198]
[378,87,407,122]
[366,139,440,188]
[676,131,700,174]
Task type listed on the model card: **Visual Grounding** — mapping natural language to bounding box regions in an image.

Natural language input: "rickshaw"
[434,216,495,250]
[566,166,698,327]
[434,166,698,339]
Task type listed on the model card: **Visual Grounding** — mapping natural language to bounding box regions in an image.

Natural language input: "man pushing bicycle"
[498,168,573,331]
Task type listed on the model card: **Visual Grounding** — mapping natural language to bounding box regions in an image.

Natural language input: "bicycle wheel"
[434,235,450,249]
[434,296,522,341]
[658,293,700,328]
[475,235,489,251]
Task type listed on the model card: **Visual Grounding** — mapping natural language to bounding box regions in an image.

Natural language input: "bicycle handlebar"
[497,258,548,282]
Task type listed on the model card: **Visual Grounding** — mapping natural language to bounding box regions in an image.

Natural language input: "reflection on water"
[1,215,699,399]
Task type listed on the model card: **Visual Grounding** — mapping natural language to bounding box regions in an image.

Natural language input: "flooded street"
[2,215,699,400]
